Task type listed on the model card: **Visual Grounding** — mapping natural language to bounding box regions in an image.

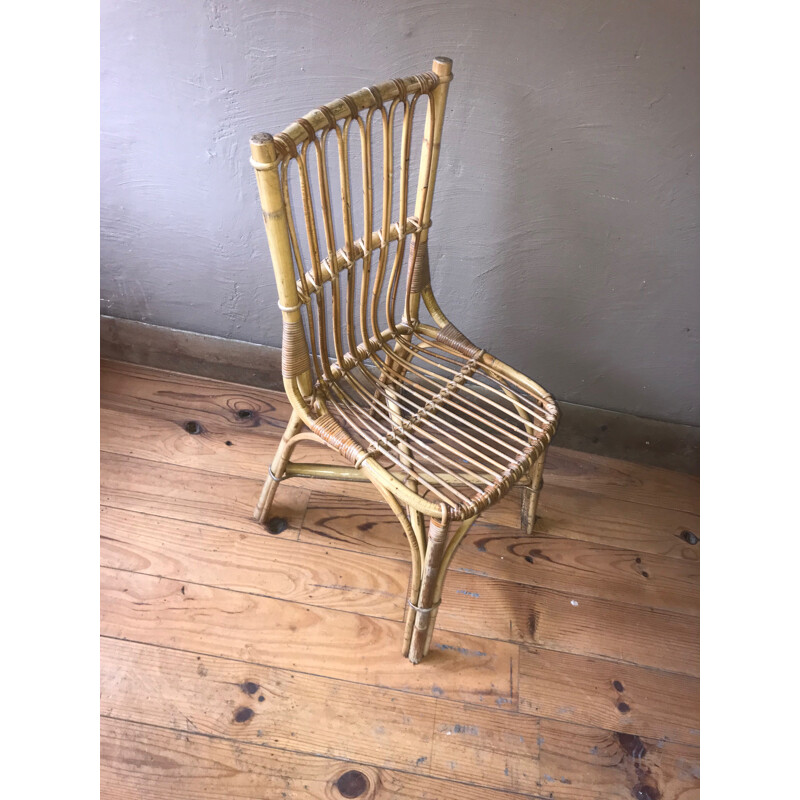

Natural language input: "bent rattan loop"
[296,116,318,142]
[249,57,560,663]
[273,131,297,158]
[367,84,383,107]
[340,94,359,118]
[391,77,408,101]
[318,104,337,130]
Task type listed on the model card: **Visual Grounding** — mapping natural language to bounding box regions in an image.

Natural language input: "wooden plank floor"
[100,359,700,800]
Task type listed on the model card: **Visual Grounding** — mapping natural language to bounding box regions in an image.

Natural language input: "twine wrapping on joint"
[407,598,441,618]
[281,319,311,378]
[268,466,286,484]
[408,239,430,293]
[436,323,481,359]
[310,413,369,465]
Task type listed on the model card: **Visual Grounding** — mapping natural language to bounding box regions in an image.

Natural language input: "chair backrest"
[250,57,453,396]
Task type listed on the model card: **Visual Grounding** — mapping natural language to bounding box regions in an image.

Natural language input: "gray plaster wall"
[101,0,699,425]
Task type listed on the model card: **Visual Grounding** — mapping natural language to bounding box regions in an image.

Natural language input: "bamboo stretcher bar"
[282,462,499,486]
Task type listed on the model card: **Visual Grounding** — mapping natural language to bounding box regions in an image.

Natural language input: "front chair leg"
[253,409,305,525]
[420,514,477,659]
[521,449,547,535]
[408,510,450,665]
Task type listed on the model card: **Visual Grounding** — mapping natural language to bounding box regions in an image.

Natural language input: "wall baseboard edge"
[101,315,698,475]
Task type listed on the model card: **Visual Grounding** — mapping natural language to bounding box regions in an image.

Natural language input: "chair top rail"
[270,71,442,158]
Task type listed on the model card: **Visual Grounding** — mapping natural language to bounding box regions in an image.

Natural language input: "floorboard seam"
[99,635,700,744]
[100,563,700,671]
[101,713,543,799]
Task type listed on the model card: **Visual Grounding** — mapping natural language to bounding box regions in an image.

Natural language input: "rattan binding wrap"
[408,239,431,293]
[436,322,481,359]
[281,319,311,378]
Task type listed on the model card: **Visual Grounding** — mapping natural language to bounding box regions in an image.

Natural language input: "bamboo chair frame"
[249,57,559,663]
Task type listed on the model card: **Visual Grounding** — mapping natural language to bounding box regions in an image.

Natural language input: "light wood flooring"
[100,359,700,800]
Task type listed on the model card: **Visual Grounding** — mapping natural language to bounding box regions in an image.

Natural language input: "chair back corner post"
[407,57,453,323]
[250,133,314,399]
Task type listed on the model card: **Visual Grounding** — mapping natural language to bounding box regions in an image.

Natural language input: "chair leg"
[521,449,547,535]
[419,514,477,659]
[408,512,450,664]
[253,409,305,525]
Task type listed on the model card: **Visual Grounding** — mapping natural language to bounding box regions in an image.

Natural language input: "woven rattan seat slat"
[369,342,548,445]
[249,57,559,662]
[326,380,489,504]
[334,363,515,481]
[324,347,546,507]
[325,340,534,470]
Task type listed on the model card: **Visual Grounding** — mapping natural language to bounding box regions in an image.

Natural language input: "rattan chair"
[249,57,559,663]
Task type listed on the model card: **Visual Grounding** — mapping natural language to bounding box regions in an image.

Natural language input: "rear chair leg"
[521,449,547,535]
[254,409,305,525]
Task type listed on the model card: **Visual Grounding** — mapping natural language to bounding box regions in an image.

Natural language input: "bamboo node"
[249,156,280,172]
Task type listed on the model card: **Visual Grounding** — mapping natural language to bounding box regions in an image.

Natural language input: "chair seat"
[312,324,558,521]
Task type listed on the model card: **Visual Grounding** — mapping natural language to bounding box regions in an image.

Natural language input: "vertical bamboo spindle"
[407,57,453,323]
